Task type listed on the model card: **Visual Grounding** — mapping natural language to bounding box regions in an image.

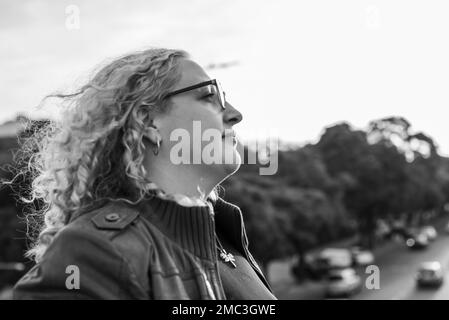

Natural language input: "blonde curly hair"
[6,48,218,262]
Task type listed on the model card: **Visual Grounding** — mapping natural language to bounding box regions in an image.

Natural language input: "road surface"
[271,217,449,300]
[353,231,449,300]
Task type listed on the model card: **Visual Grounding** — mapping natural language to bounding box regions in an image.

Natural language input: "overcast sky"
[1,0,448,154]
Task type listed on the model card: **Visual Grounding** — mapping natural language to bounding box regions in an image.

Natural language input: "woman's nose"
[223,101,243,125]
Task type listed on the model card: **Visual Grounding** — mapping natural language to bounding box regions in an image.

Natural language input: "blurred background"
[1,0,449,299]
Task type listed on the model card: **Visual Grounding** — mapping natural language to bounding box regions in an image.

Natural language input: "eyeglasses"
[164,79,226,110]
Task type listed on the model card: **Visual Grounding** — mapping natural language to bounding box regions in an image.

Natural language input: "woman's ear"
[143,125,162,146]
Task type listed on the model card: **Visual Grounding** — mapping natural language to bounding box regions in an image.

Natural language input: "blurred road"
[270,216,449,300]
[353,231,449,300]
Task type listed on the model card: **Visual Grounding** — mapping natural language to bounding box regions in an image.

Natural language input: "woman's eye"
[201,93,216,101]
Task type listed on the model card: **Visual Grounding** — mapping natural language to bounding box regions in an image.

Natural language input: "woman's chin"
[222,151,242,175]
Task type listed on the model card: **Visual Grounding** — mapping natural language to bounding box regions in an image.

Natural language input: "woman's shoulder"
[59,199,153,264]
[13,201,152,299]
[52,200,153,277]
[68,199,141,232]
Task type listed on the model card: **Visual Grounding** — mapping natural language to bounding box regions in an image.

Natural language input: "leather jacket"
[13,196,272,299]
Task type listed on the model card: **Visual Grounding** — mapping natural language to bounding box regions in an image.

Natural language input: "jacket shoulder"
[68,200,141,233]
[14,220,147,299]
[69,201,153,293]
[14,201,150,299]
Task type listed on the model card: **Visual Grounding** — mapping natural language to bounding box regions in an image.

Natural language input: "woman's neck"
[145,159,218,201]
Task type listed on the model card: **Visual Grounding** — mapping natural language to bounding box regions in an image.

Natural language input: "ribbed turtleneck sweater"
[136,196,218,262]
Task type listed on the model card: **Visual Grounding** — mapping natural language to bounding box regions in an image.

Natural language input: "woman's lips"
[222,133,235,138]
[222,134,237,145]
[222,129,236,138]
[222,129,237,145]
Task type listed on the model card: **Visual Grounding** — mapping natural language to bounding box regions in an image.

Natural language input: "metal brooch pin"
[216,236,237,268]
[219,249,237,268]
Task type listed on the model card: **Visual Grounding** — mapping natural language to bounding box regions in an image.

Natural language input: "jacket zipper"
[207,201,226,300]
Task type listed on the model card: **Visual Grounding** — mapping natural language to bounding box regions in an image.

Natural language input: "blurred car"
[421,226,437,241]
[406,232,429,249]
[326,268,362,297]
[302,255,332,280]
[350,246,375,266]
[319,248,353,269]
[416,261,444,287]
[299,248,353,280]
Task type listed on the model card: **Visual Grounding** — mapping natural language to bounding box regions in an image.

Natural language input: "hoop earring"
[153,139,160,156]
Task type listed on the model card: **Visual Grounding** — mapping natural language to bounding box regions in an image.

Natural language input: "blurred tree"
[316,123,409,247]
[368,116,448,222]
[223,177,293,279]
[368,116,437,160]
[223,144,356,278]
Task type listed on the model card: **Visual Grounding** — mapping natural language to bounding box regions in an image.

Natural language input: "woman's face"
[154,58,243,179]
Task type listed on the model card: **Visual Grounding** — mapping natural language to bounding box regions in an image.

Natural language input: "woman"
[13,48,277,300]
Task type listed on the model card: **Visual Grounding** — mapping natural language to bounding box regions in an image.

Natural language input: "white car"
[416,261,444,287]
[421,226,437,241]
[326,268,362,297]
[350,247,375,266]
[319,248,353,269]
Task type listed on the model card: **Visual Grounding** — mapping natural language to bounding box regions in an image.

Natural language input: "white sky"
[1,0,448,155]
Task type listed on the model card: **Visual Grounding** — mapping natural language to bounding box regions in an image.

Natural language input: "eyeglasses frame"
[164,79,226,110]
